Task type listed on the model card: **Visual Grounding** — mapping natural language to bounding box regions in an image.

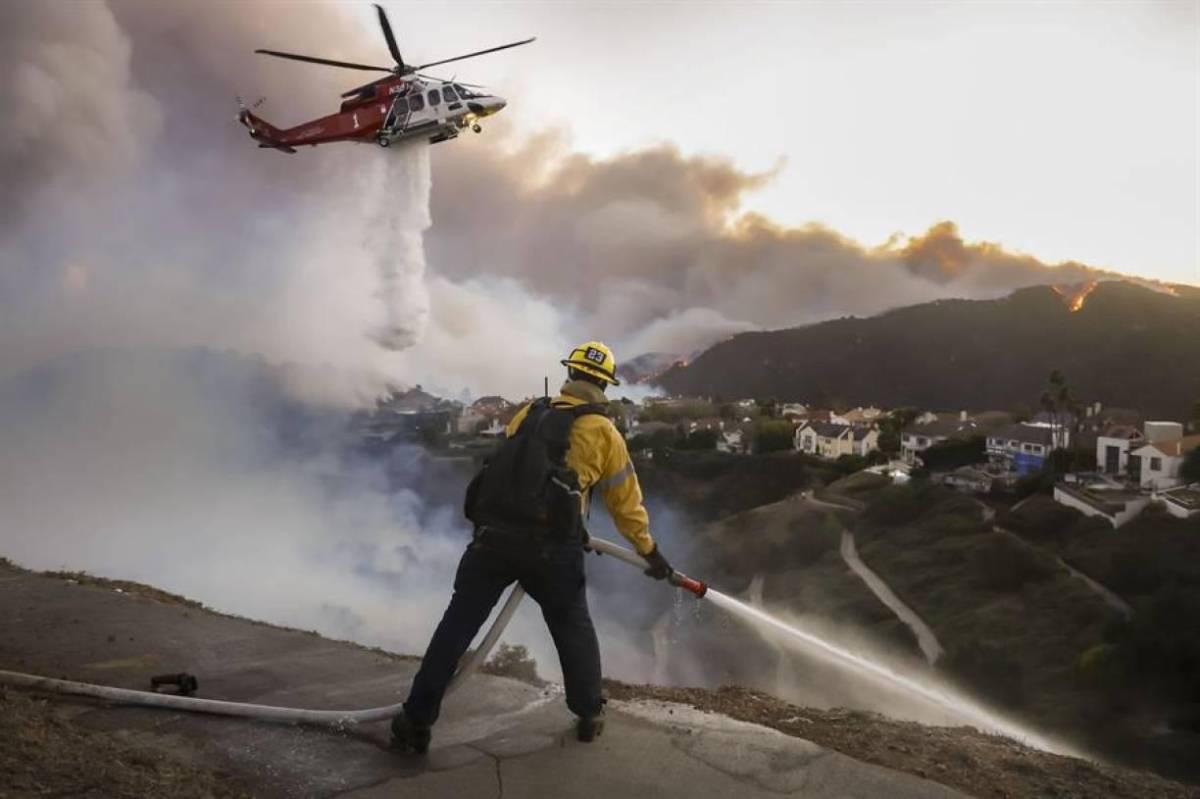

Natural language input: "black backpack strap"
[568,402,608,419]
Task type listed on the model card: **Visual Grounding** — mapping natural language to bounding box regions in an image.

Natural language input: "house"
[901,417,978,465]
[1095,425,1144,477]
[779,403,809,420]
[795,421,879,459]
[1053,480,1151,528]
[717,428,746,454]
[1131,430,1200,491]
[479,417,508,437]
[456,407,488,434]
[1031,410,1077,448]
[471,395,514,416]
[1160,485,1200,519]
[830,406,884,426]
[942,466,996,494]
[986,423,1059,475]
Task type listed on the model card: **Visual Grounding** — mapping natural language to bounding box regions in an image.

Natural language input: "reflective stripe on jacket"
[506,380,655,555]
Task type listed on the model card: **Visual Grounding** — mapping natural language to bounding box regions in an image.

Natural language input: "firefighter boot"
[576,710,606,743]
[390,711,432,754]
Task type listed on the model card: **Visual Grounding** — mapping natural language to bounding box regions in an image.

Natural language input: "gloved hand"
[642,545,672,580]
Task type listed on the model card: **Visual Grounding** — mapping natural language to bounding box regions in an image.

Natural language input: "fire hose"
[0,537,706,728]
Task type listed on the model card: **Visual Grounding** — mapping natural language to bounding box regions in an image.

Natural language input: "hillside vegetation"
[657,281,1200,418]
[848,483,1200,783]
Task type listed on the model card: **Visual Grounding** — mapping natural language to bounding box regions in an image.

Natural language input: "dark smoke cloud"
[427,136,1106,357]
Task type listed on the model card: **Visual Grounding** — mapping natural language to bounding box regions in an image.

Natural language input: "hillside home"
[717,428,746,454]
[830,406,884,425]
[1053,480,1151,528]
[471,395,514,416]
[1161,486,1200,519]
[1030,410,1077,448]
[689,417,725,433]
[479,417,508,437]
[942,466,996,494]
[780,403,809,420]
[1095,425,1145,477]
[795,421,879,459]
[901,417,978,465]
[1132,429,1200,491]
[456,407,487,434]
[986,423,1062,475]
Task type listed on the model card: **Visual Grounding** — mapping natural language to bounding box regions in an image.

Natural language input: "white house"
[717,428,745,454]
[901,418,978,465]
[830,406,884,426]
[1095,425,1144,476]
[456,407,487,434]
[795,422,879,459]
[1131,433,1200,491]
[942,466,996,494]
[479,417,508,437]
[779,403,808,420]
[1161,486,1200,519]
[1053,482,1151,528]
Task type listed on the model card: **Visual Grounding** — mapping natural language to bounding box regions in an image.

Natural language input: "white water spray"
[704,588,1078,756]
[370,145,432,350]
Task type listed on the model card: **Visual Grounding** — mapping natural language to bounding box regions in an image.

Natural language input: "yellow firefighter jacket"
[506,380,656,556]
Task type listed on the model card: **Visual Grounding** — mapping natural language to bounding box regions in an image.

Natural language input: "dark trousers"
[403,535,603,727]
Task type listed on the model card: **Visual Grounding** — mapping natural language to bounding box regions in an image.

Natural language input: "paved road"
[0,562,968,798]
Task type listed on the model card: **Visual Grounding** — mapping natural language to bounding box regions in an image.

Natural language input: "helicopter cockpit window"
[443,85,458,102]
[428,89,441,106]
[409,93,425,112]
[455,84,477,99]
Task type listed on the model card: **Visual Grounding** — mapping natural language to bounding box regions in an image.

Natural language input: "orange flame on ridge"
[1052,281,1099,312]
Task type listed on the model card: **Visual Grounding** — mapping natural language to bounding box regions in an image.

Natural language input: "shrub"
[834,453,867,474]
[971,535,1055,592]
[942,638,1026,707]
[920,436,986,472]
[754,420,795,453]
[1003,496,1082,544]
[676,428,719,451]
[862,484,930,527]
[1182,447,1200,484]
[481,643,543,685]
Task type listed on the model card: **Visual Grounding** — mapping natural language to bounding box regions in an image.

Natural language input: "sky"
[352,0,1199,286]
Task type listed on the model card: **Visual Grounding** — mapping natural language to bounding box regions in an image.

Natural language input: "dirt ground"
[0,688,253,799]
[605,681,1199,799]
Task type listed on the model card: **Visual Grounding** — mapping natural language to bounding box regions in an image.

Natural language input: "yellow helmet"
[561,340,621,386]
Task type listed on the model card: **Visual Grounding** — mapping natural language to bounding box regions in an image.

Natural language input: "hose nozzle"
[669,571,708,598]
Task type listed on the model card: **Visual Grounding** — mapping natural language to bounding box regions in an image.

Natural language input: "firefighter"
[391,341,672,753]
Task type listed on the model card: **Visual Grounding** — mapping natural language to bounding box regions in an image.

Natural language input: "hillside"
[655,281,1200,418]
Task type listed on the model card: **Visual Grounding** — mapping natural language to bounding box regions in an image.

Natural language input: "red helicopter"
[238,4,533,153]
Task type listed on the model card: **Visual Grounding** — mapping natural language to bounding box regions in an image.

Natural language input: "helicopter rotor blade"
[414,37,535,71]
[374,4,407,71]
[255,49,393,72]
[419,74,486,89]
